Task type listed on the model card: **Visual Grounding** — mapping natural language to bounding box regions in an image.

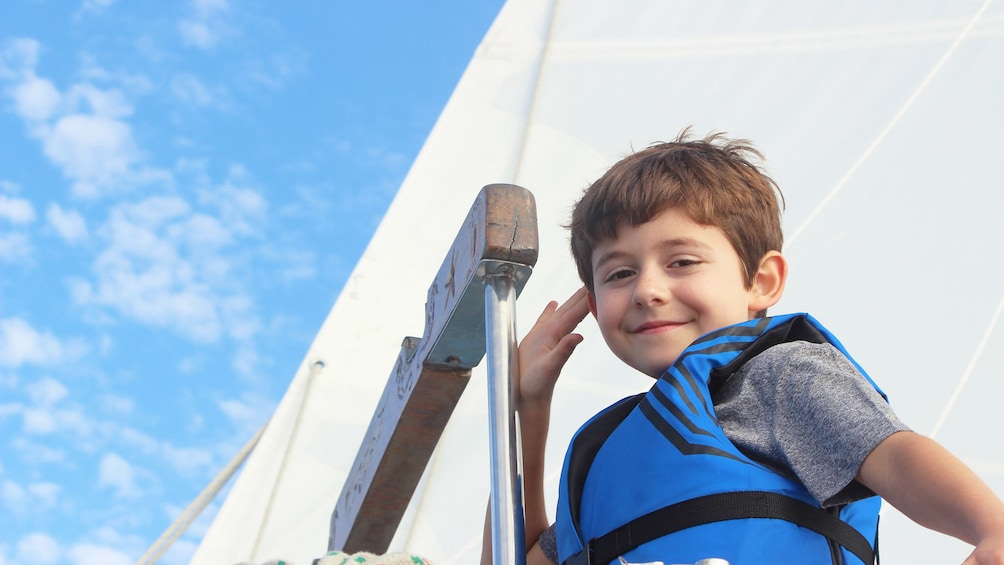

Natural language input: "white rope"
[317,550,434,565]
[133,423,268,565]
[786,0,994,248]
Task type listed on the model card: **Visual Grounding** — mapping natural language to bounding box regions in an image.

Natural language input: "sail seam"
[511,0,561,185]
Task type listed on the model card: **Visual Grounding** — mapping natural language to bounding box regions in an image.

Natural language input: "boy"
[482,130,1004,564]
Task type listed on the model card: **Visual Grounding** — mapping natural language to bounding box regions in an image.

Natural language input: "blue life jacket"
[555,314,885,565]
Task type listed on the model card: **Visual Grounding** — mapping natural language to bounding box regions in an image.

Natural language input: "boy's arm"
[481,287,591,565]
[857,430,1004,563]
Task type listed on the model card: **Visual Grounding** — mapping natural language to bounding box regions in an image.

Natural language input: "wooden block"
[329,184,537,553]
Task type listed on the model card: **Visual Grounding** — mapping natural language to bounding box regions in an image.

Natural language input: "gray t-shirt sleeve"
[715,340,910,507]
[538,523,558,563]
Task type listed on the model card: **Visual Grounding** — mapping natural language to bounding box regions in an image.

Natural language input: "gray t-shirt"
[537,340,909,562]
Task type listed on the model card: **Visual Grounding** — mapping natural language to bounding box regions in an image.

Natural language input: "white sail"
[192,1,1004,563]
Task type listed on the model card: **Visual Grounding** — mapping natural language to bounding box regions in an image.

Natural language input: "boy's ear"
[747,251,788,314]
[587,290,598,318]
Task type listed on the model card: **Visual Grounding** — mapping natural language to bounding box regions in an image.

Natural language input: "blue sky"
[0,1,504,563]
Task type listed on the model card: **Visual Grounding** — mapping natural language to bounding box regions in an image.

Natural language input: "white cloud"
[178,20,216,49]
[46,203,89,243]
[26,482,60,509]
[1,479,28,513]
[231,343,260,377]
[25,377,68,406]
[120,427,159,455]
[193,0,228,14]
[218,392,272,439]
[14,379,93,438]
[64,83,132,119]
[244,51,307,91]
[15,532,60,564]
[198,169,267,238]
[22,404,90,436]
[8,74,60,122]
[170,72,221,107]
[97,452,140,498]
[0,194,36,223]
[42,114,141,198]
[72,176,267,342]
[0,479,59,514]
[119,427,217,478]
[162,444,213,476]
[9,438,65,464]
[160,538,198,565]
[0,232,32,263]
[1,38,167,199]
[100,394,133,415]
[0,188,35,262]
[0,38,40,80]
[179,0,230,50]
[0,317,86,367]
[68,543,131,565]
[80,0,117,12]
[71,196,224,342]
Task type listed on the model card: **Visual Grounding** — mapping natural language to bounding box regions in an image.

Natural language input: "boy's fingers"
[556,287,590,315]
[537,334,584,377]
[551,288,591,328]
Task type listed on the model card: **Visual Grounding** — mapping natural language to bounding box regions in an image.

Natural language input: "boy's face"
[588,207,758,378]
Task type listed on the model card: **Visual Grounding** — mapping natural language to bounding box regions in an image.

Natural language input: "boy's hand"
[517,287,591,407]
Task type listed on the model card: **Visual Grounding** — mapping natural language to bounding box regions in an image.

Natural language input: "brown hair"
[569,128,785,292]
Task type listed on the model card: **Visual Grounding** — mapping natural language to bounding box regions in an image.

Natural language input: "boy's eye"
[604,268,634,282]
[669,259,699,268]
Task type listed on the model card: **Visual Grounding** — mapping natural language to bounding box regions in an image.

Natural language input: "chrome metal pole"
[485,265,526,565]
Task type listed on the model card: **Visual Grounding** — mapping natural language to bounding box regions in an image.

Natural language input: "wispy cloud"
[78,0,118,17]
[243,50,307,91]
[15,532,60,564]
[46,203,90,243]
[69,175,266,343]
[0,232,32,263]
[178,0,231,50]
[97,452,142,499]
[0,38,169,199]
[68,542,132,565]
[1,479,62,515]
[0,194,37,224]
[0,188,36,263]
[20,378,91,436]
[119,426,217,478]
[0,318,87,368]
[169,72,227,108]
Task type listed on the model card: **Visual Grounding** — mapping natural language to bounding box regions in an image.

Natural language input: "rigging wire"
[133,423,267,565]
[786,0,994,248]
[250,359,327,560]
[929,291,1004,440]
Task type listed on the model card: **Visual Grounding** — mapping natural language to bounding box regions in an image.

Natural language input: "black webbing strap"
[564,491,875,565]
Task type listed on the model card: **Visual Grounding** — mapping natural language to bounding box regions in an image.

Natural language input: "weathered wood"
[329,184,538,553]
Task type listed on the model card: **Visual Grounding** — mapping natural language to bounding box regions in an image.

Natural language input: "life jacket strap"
[563,491,875,565]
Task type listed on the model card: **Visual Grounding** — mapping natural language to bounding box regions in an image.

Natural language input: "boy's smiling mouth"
[631,320,685,334]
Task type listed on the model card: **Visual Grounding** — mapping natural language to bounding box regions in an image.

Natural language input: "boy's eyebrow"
[593,237,713,270]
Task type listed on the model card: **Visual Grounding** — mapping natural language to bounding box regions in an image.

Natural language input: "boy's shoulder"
[724,340,859,395]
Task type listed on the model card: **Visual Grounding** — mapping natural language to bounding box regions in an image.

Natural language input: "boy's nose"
[633,270,668,306]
